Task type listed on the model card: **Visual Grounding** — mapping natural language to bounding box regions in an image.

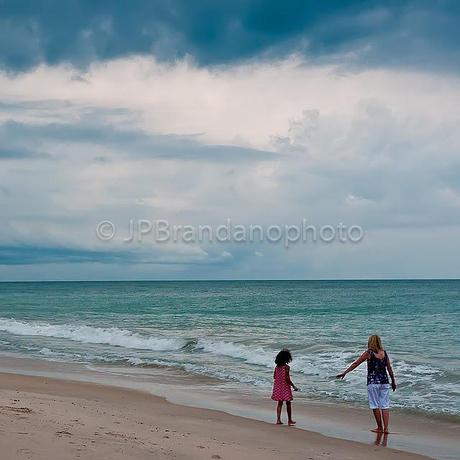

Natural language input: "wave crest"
[0,318,185,351]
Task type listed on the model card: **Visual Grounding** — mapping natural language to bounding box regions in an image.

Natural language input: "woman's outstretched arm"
[336,351,369,379]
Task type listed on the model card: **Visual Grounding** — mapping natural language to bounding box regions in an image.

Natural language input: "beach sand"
[0,371,431,460]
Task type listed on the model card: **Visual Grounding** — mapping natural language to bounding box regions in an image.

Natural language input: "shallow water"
[0,280,458,417]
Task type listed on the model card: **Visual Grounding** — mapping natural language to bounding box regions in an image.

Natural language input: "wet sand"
[0,371,434,460]
[0,354,459,460]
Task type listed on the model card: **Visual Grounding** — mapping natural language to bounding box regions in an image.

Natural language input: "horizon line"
[1,277,459,283]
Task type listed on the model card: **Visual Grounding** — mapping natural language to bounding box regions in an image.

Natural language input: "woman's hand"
[391,381,397,391]
[336,352,367,380]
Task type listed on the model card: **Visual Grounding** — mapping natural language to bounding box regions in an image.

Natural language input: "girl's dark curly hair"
[275,348,292,366]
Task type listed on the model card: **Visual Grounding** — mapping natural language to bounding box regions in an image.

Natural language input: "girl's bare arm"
[336,351,369,379]
[285,366,298,390]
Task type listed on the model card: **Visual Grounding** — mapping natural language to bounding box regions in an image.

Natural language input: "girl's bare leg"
[286,401,296,425]
[276,401,283,424]
[371,409,383,432]
[382,409,390,433]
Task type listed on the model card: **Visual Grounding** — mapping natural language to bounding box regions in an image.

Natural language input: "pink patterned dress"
[271,364,293,401]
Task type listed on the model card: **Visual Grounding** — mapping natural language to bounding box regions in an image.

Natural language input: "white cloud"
[1,56,459,147]
[1,56,460,278]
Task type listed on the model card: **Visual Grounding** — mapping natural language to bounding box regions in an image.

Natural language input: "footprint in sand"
[0,405,33,414]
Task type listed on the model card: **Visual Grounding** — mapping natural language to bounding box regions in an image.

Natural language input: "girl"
[337,335,397,433]
[271,348,298,425]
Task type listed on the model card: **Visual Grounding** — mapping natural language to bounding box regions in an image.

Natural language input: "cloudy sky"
[1,0,459,280]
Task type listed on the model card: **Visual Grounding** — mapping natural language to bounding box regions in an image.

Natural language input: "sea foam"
[196,338,274,367]
[0,317,185,351]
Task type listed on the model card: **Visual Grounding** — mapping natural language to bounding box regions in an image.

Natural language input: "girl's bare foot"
[288,420,296,426]
[276,420,283,425]
[371,428,383,433]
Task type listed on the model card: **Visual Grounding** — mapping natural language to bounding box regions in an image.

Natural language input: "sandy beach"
[0,369,437,460]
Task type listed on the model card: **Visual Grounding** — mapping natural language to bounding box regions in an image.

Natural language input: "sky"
[0,0,459,280]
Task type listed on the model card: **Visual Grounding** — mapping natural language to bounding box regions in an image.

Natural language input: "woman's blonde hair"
[368,334,383,352]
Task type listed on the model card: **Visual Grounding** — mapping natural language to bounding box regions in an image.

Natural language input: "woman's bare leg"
[286,401,296,425]
[382,409,390,433]
[371,409,383,432]
[276,401,283,424]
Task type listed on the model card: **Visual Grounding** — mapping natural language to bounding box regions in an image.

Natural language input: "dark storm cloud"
[0,145,48,159]
[0,0,459,72]
[0,244,233,266]
[0,119,278,162]
[0,119,52,159]
[0,244,133,265]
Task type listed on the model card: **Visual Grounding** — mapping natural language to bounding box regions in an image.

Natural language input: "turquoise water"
[0,280,458,417]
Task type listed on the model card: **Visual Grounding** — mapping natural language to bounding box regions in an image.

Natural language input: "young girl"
[271,348,298,425]
[337,335,397,433]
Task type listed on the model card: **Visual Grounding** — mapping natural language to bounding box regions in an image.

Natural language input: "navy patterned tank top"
[367,349,389,385]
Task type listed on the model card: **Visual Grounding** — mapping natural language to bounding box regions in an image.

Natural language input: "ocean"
[0,280,458,418]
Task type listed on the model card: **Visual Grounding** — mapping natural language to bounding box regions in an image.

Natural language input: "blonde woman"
[337,335,397,433]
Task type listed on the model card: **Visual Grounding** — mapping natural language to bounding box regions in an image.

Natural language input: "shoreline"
[0,354,459,459]
[0,371,429,460]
